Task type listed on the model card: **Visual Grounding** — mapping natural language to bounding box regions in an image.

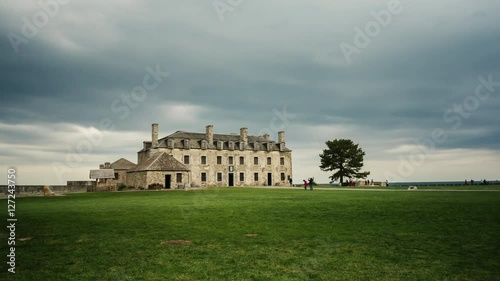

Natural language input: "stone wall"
[126,171,147,189]
[0,181,92,196]
[126,171,189,189]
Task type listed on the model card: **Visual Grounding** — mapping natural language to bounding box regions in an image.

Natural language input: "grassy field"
[315,184,500,190]
[1,188,499,281]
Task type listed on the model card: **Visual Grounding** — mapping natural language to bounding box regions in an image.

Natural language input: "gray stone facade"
[131,124,293,188]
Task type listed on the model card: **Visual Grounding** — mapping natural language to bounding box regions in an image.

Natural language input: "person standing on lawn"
[308,177,314,191]
[303,179,308,190]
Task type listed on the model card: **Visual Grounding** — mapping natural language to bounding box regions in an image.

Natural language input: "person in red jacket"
[303,179,308,190]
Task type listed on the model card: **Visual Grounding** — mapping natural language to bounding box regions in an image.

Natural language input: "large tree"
[319,139,370,185]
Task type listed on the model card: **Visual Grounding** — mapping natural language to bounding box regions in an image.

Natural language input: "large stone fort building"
[92,124,293,189]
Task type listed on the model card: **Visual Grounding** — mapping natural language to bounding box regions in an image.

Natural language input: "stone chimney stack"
[206,125,213,145]
[263,133,270,141]
[278,131,285,143]
[152,123,158,148]
[105,162,111,169]
[240,127,248,144]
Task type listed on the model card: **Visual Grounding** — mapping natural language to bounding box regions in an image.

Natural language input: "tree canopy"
[319,139,370,184]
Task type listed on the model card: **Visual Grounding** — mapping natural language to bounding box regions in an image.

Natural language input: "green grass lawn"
[1,188,499,281]
[316,184,500,190]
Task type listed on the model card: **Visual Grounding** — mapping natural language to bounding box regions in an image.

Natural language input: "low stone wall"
[0,181,93,197]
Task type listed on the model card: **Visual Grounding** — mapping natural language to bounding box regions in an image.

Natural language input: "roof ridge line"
[148,151,165,168]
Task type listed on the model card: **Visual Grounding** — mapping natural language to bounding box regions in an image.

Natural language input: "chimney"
[278,131,285,143]
[105,162,111,169]
[99,164,104,169]
[152,123,158,148]
[206,125,213,145]
[240,127,248,144]
[263,133,270,141]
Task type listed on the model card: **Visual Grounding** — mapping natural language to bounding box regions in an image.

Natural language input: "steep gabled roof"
[110,158,136,170]
[159,131,269,143]
[128,152,189,172]
[151,130,291,152]
[90,169,115,179]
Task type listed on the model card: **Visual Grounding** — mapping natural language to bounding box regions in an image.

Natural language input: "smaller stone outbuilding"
[126,152,190,189]
[110,158,136,184]
[90,158,136,191]
[89,169,115,191]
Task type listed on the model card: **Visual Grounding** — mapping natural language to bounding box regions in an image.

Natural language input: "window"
[229,141,234,150]
[184,139,190,149]
[239,172,245,182]
[184,155,190,164]
[254,157,259,165]
[281,173,285,181]
[239,156,245,165]
[228,156,234,165]
[254,142,259,150]
[254,173,259,181]
[280,143,285,151]
[201,172,207,182]
[201,140,207,150]
[114,173,119,179]
[217,156,222,165]
[267,157,271,165]
[176,173,182,183]
[217,172,222,182]
[240,142,245,150]
[280,157,285,165]
[201,156,207,165]
[167,139,174,148]
[217,141,223,150]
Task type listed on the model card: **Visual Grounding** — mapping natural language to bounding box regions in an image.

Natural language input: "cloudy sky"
[1,0,499,185]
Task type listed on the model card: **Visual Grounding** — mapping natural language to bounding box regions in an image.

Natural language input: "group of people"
[302,178,315,190]
[362,179,374,186]
[465,179,489,185]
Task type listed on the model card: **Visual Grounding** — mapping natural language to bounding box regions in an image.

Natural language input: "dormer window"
[267,142,272,151]
[280,143,285,151]
[201,140,207,150]
[217,141,223,150]
[228,141,234,150]
[167,139,174,148]
[254,142,259,151]
[184,139,190,149]
[240,142,246,151]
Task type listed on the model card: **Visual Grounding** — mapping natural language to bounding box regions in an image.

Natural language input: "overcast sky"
[1,0,500,185]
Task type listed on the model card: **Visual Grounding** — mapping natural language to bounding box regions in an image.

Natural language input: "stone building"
[126,152,190,189]
[90,158,136,190]
[125,124,293,189]
[110,158,136,184]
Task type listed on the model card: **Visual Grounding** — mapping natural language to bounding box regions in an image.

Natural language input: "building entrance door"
[267,173,272,186]
[165,175,171,189]
[228,173,234,187]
